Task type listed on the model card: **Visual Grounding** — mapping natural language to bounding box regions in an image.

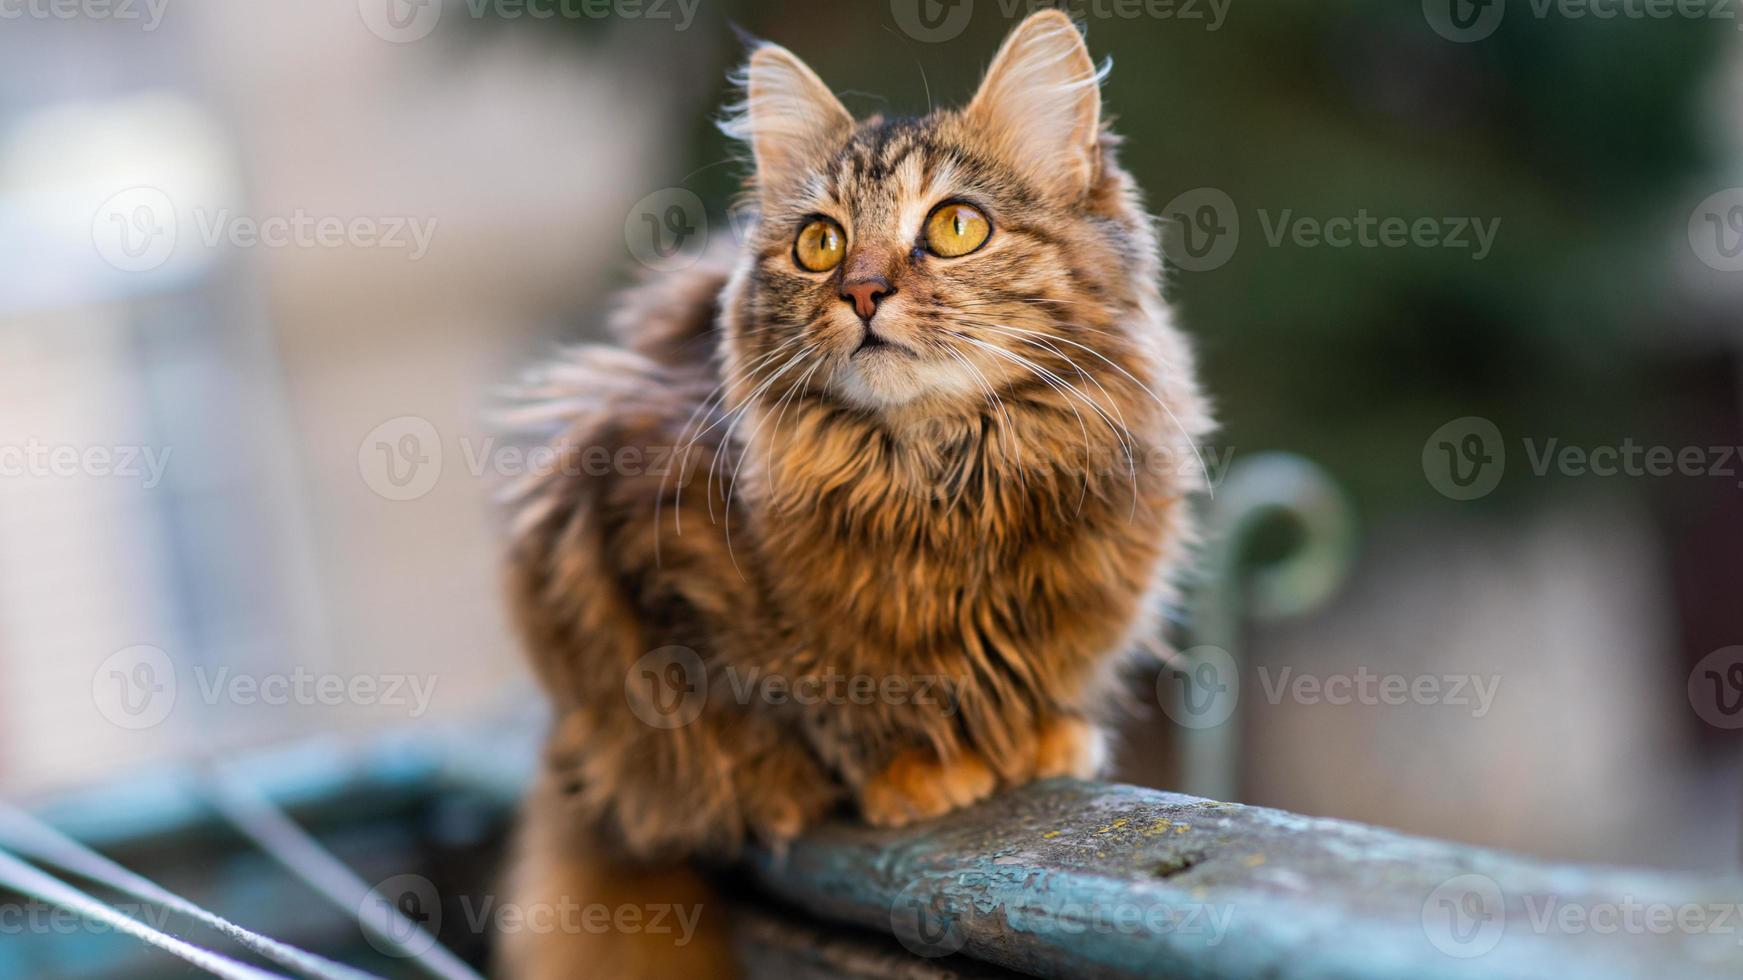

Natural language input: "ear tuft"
[720,42,852,195]
[967,10,1105,199]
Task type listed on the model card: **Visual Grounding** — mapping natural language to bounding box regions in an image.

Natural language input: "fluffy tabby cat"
[500,11,1211,977]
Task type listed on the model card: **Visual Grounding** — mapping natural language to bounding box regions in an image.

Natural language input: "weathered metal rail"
[747,779,1743,980]
[9,730,1743,978]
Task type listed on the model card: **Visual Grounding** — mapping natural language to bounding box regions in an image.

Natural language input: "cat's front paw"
[858,747,997,828]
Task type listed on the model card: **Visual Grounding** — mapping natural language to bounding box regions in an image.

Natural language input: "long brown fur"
[499,12,1212,977]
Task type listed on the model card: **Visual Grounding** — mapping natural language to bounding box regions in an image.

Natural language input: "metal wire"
[203,769,486,980]
[0,803,379,980]
[0,846,289,980]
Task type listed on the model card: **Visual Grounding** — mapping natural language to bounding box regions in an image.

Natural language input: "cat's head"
[720,11,1165,423]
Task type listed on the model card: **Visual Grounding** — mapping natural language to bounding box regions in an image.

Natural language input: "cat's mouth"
[852,329,913,358]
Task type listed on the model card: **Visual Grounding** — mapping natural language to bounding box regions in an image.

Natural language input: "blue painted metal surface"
[747,779,1743,980]
[8,724,1743,979]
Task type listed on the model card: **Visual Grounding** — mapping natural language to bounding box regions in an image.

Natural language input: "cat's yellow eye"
[923,203,991,258]
[793,217,846,272]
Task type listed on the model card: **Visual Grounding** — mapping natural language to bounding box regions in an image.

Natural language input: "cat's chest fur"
[736,398,1175,682]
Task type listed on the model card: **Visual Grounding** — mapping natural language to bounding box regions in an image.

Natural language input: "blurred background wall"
[1,0,1740,872]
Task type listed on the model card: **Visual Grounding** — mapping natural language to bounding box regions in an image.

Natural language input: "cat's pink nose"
[840,276,893,322]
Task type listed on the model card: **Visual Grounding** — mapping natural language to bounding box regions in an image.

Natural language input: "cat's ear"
[967,11,1105,199]
[723,41,853,194]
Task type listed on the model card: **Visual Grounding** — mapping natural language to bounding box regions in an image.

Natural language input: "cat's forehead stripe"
[809,115,1058,218]
[828,118,937,199]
